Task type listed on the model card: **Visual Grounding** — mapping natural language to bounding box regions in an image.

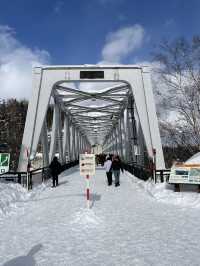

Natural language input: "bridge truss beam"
[18,65,165,171]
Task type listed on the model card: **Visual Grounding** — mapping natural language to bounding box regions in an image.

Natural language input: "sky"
[0,0,199,99]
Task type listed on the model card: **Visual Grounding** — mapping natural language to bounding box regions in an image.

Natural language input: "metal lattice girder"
[18,65,165,171]
[52,83,130,147]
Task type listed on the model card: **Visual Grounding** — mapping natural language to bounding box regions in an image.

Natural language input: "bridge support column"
[121,113,126,160]
[71,124,76,161]
[118,116,123,159]
[108,134,110,154]
[125,108,131,162]
[82,137,84,152]
[57,108,64,164]
[63,114,70,163]
[128,96,137,164]
[41,118,49,167]
[74,127,77,160]
[116,126,119,155]
[111,131,114,154]
[77,130,80,160]
[49,103,59,163]
[82,136,85,152]
[75,128,79,160]
[109,133,112,154]
[79,134,82,154]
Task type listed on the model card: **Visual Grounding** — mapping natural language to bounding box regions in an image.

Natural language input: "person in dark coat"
[110,155,123,187]
[49,156,62,187]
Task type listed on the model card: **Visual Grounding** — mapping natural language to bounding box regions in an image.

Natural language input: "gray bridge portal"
[18,65,165,172]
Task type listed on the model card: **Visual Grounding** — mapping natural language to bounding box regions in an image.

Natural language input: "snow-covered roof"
[185,152,200,164]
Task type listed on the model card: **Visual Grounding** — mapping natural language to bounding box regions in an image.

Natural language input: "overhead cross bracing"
[54,83,130,146]
[18,65,165,172]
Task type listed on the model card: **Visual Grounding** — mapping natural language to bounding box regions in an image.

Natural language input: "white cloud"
[0,25,50,100]
[101,24,145,63]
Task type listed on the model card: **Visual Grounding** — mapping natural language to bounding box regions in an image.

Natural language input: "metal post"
[115,126,118,154]
[126,107,131,163]
[121,112,126,160]
[118,117,123,158]
[41,118,49,167]
[57,108,64,164]
[63,114,68,163]
[86,174,90,208]
[77,130,80,159]
[71,124,75,161]
[68,119,71,162]
[153,148,157,183]
[49,103,59,162]
[18,173,21,184]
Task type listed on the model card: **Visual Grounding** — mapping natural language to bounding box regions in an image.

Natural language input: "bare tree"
[154,37,200,153]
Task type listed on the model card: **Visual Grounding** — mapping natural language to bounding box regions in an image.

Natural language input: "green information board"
[0,153,10,173]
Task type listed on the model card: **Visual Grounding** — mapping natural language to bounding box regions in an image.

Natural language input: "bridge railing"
[123,163,152,181]
[155,169,170,183]
[0,171,27,186]
[0,160,79,190]
[122,162,170,183]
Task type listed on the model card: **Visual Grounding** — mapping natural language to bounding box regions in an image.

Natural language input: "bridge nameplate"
[80,71,104,79]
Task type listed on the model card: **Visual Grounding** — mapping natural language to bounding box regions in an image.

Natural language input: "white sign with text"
[80,154,95,176]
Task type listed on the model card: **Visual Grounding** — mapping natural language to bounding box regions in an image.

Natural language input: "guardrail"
[155,169,171,183]
[123,163,152,181]
[0,171,27,186]
[122,162,171,183]
[0,160,79,190]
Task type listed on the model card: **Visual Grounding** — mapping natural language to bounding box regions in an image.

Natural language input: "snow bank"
[2,168,200,221]
[126,171,200,209]
[0,181,50,218]
[0,167,75,219]
[0,183,29,217]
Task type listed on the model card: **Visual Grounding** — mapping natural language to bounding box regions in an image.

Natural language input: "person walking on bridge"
[111,155,123,187]
[104,155,113,186]
[49,156,62,187]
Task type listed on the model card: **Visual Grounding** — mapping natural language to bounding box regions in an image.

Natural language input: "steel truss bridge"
[18,65,165,172]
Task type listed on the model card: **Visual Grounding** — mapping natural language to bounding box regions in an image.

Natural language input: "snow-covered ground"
[1,167,200,265]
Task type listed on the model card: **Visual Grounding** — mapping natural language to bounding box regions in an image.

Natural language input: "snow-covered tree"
[154,37,200,155]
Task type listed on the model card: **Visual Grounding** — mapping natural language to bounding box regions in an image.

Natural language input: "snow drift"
[126,171,200,209]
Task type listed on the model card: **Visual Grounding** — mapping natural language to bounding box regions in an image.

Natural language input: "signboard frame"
[0,153,10,174]
[169,164,200,185]
[80,154,95,176]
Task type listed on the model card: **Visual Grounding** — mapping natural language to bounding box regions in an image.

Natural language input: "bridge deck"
[0,167,200,265]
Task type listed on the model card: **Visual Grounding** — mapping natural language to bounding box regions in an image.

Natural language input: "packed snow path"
[1,167,200,266]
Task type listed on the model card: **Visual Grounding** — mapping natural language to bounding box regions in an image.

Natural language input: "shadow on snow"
[3,244,42,266]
